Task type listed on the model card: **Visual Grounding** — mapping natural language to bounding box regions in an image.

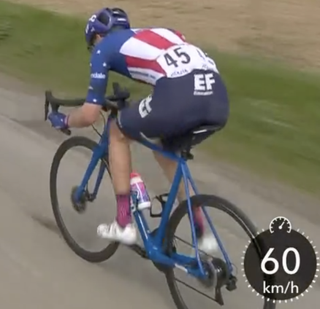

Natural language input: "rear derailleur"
[198,256,238,305]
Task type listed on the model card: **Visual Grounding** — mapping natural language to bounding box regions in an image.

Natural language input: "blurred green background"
[0,1,319,196]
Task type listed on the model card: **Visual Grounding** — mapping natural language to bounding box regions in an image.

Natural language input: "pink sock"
[193,207,204,237]
[116,194,132,228]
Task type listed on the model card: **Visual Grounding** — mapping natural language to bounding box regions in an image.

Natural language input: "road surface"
[0,76,319,309]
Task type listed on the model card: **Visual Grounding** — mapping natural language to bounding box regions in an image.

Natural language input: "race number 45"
[163,47,191,68]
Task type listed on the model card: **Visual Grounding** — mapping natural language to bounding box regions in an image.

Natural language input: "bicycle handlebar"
[44,82,130,136]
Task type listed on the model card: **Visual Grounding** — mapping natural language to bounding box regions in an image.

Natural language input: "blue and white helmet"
[85,8,130,49]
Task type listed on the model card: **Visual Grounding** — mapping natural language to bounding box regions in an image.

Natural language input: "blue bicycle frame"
[73,113,233,278]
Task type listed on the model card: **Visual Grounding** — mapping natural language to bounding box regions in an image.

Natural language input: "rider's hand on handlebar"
[48,111,69,130]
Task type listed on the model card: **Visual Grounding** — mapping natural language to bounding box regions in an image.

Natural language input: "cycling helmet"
[85,7,130,50]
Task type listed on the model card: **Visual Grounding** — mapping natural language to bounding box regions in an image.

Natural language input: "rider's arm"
[67,50,109,128]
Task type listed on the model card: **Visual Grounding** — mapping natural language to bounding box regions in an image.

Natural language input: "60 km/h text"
[263,280,299,295]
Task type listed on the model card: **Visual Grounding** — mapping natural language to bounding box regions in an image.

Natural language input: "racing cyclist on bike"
[48,7,229,254]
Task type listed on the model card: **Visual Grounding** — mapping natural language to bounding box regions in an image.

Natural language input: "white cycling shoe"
[97,221,218,255]
[197,233,219,256]
[97,221,137,245]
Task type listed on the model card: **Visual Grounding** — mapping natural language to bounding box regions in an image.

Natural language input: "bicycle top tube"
[102,110,185,163]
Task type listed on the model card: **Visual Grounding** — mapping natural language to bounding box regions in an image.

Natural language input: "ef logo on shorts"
[193,73,215,96]
[139,95,152,118]
[242,216,318,303]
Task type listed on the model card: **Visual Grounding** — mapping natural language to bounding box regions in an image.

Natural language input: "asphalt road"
[0,77,319,309]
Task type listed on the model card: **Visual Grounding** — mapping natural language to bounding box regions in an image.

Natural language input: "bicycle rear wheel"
[164,194,276,309]
[50,136,119,263]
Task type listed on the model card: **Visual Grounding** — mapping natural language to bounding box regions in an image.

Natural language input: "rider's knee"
[110,120,128,142]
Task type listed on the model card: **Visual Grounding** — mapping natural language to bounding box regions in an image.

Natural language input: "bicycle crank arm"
[128,244,148,259]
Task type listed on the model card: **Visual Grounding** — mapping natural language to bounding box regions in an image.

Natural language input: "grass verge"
[0,1,319,196]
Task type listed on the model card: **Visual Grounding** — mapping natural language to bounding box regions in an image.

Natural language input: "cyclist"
[48,7,229,253]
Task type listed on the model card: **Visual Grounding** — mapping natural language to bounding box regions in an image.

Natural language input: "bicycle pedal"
[70,186,87,213]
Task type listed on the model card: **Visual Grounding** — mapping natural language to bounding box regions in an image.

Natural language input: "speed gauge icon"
[244,215,318,303]
[269,216,292,234]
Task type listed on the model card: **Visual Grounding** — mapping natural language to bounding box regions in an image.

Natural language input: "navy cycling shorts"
[116,69,229,145]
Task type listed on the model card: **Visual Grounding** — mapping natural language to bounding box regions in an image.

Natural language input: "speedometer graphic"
[269,216,292,234]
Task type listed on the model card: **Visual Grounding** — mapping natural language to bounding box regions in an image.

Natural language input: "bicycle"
[44,82,275,309]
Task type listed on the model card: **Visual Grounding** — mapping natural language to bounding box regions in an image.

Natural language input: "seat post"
[180,145,194,161]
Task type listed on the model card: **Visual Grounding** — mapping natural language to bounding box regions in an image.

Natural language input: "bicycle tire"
[164,194,276,309]
[50,136,119,263]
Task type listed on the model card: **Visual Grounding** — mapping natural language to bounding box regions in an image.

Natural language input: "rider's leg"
[153,151,204,234]
[153,151,218,254]
[97,90,168,245]
[109,121,131,225]
[97,93,157,245]
[97,120,137,245]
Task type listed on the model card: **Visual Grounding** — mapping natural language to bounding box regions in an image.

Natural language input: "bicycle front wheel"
[164,194,276,309]
[50,136,119,263]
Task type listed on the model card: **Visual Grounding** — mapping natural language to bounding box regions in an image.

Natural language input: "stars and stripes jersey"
[86,27,219,105]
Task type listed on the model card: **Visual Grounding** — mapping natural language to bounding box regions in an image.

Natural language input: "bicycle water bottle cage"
[150,193,169,218]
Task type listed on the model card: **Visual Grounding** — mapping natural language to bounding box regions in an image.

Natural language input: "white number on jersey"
[163,47,191,68]
[157,44,219,78]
